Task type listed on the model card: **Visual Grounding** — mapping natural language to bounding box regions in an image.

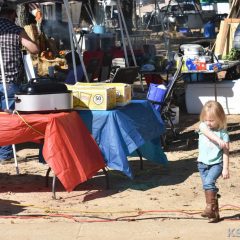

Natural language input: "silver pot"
[14,78,73,113]
[15,92,73,112]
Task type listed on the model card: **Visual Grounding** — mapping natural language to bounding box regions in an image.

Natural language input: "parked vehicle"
[160,2,216,23]
[160,3,197,17]
[142,2,219,32]
[159,2,217,31]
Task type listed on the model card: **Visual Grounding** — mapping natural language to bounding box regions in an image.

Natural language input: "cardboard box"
[104,83,131,106]
[67,84,116,110]
[75,82,132,106]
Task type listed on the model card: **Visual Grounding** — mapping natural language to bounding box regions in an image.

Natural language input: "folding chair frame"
[147,57,183,144]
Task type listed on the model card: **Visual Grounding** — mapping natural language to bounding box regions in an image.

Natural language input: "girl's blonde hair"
[200,100,227,130]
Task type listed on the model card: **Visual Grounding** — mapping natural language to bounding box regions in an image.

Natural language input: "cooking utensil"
[15,78,73,113]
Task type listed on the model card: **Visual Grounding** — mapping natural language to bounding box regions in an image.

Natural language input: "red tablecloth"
[0,111,105,192]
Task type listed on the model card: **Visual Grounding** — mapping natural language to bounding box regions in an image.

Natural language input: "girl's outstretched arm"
[200,124,228,150]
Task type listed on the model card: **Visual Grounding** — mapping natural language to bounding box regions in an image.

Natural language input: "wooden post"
[214,18,240,56]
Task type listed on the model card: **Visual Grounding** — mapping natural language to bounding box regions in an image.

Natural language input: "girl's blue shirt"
[198,122,229,165]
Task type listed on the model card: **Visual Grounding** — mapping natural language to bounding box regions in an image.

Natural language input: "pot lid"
[17,78,70,95]
[180,44,203,51]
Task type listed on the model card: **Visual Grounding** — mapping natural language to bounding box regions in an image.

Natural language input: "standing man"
[0,2,39,163]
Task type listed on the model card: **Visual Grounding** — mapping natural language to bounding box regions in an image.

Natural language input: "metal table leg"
[46,167,109,198]
[102,168,109,189]
[52,174,56,199]
[214,73,217,102]
[45,167,56,199]
[136,149,143,170]
[45,167,51,187]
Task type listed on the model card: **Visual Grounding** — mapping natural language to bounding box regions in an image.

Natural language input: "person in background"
[197,100,230,223]
[55,51,84,84]
[64,51,84,84]
[0,2,39,163]
[30,4,42,33]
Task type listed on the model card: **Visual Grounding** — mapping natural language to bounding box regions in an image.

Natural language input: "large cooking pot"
[180,44,204,59]
[15,78,73,113]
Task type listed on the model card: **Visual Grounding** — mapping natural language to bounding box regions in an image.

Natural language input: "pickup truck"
[160,3,217,28]
[160,3,197,16]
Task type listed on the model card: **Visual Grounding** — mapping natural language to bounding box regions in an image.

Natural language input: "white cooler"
[185,79,240,114]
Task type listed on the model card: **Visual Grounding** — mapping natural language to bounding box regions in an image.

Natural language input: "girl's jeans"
[197,162,223,192]
[0,83,20,160]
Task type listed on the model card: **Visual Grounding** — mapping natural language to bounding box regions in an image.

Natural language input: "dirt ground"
[1,106,240,239]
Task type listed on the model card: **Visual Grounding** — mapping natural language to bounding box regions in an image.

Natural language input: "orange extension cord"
[0,204,240,223]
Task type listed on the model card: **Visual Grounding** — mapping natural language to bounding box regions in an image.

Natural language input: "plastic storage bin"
[185,79,240,114]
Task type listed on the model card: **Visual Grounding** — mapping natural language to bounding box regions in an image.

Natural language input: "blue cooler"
[147,83,168,111]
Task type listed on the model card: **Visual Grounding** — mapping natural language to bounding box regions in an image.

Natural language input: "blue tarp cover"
[78,100,168,178]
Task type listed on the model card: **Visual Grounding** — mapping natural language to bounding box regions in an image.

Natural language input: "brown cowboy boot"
[208,191,220,223]
[201,190,220,222]
[201,190,212,218]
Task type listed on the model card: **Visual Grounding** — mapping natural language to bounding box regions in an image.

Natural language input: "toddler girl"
[198,100,230,222]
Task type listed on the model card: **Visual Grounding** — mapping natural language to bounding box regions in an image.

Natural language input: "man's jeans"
[0,83,20,160]
[198,162,223,192]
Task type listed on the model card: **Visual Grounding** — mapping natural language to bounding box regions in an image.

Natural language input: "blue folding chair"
[147,57,183,139]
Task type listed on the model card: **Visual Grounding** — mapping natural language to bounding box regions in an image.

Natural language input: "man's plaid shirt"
[0,17,24,84]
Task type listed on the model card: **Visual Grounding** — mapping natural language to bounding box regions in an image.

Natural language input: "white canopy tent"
[4,0,138,80]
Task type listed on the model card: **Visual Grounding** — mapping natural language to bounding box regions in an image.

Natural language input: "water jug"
[204,21,216,39]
